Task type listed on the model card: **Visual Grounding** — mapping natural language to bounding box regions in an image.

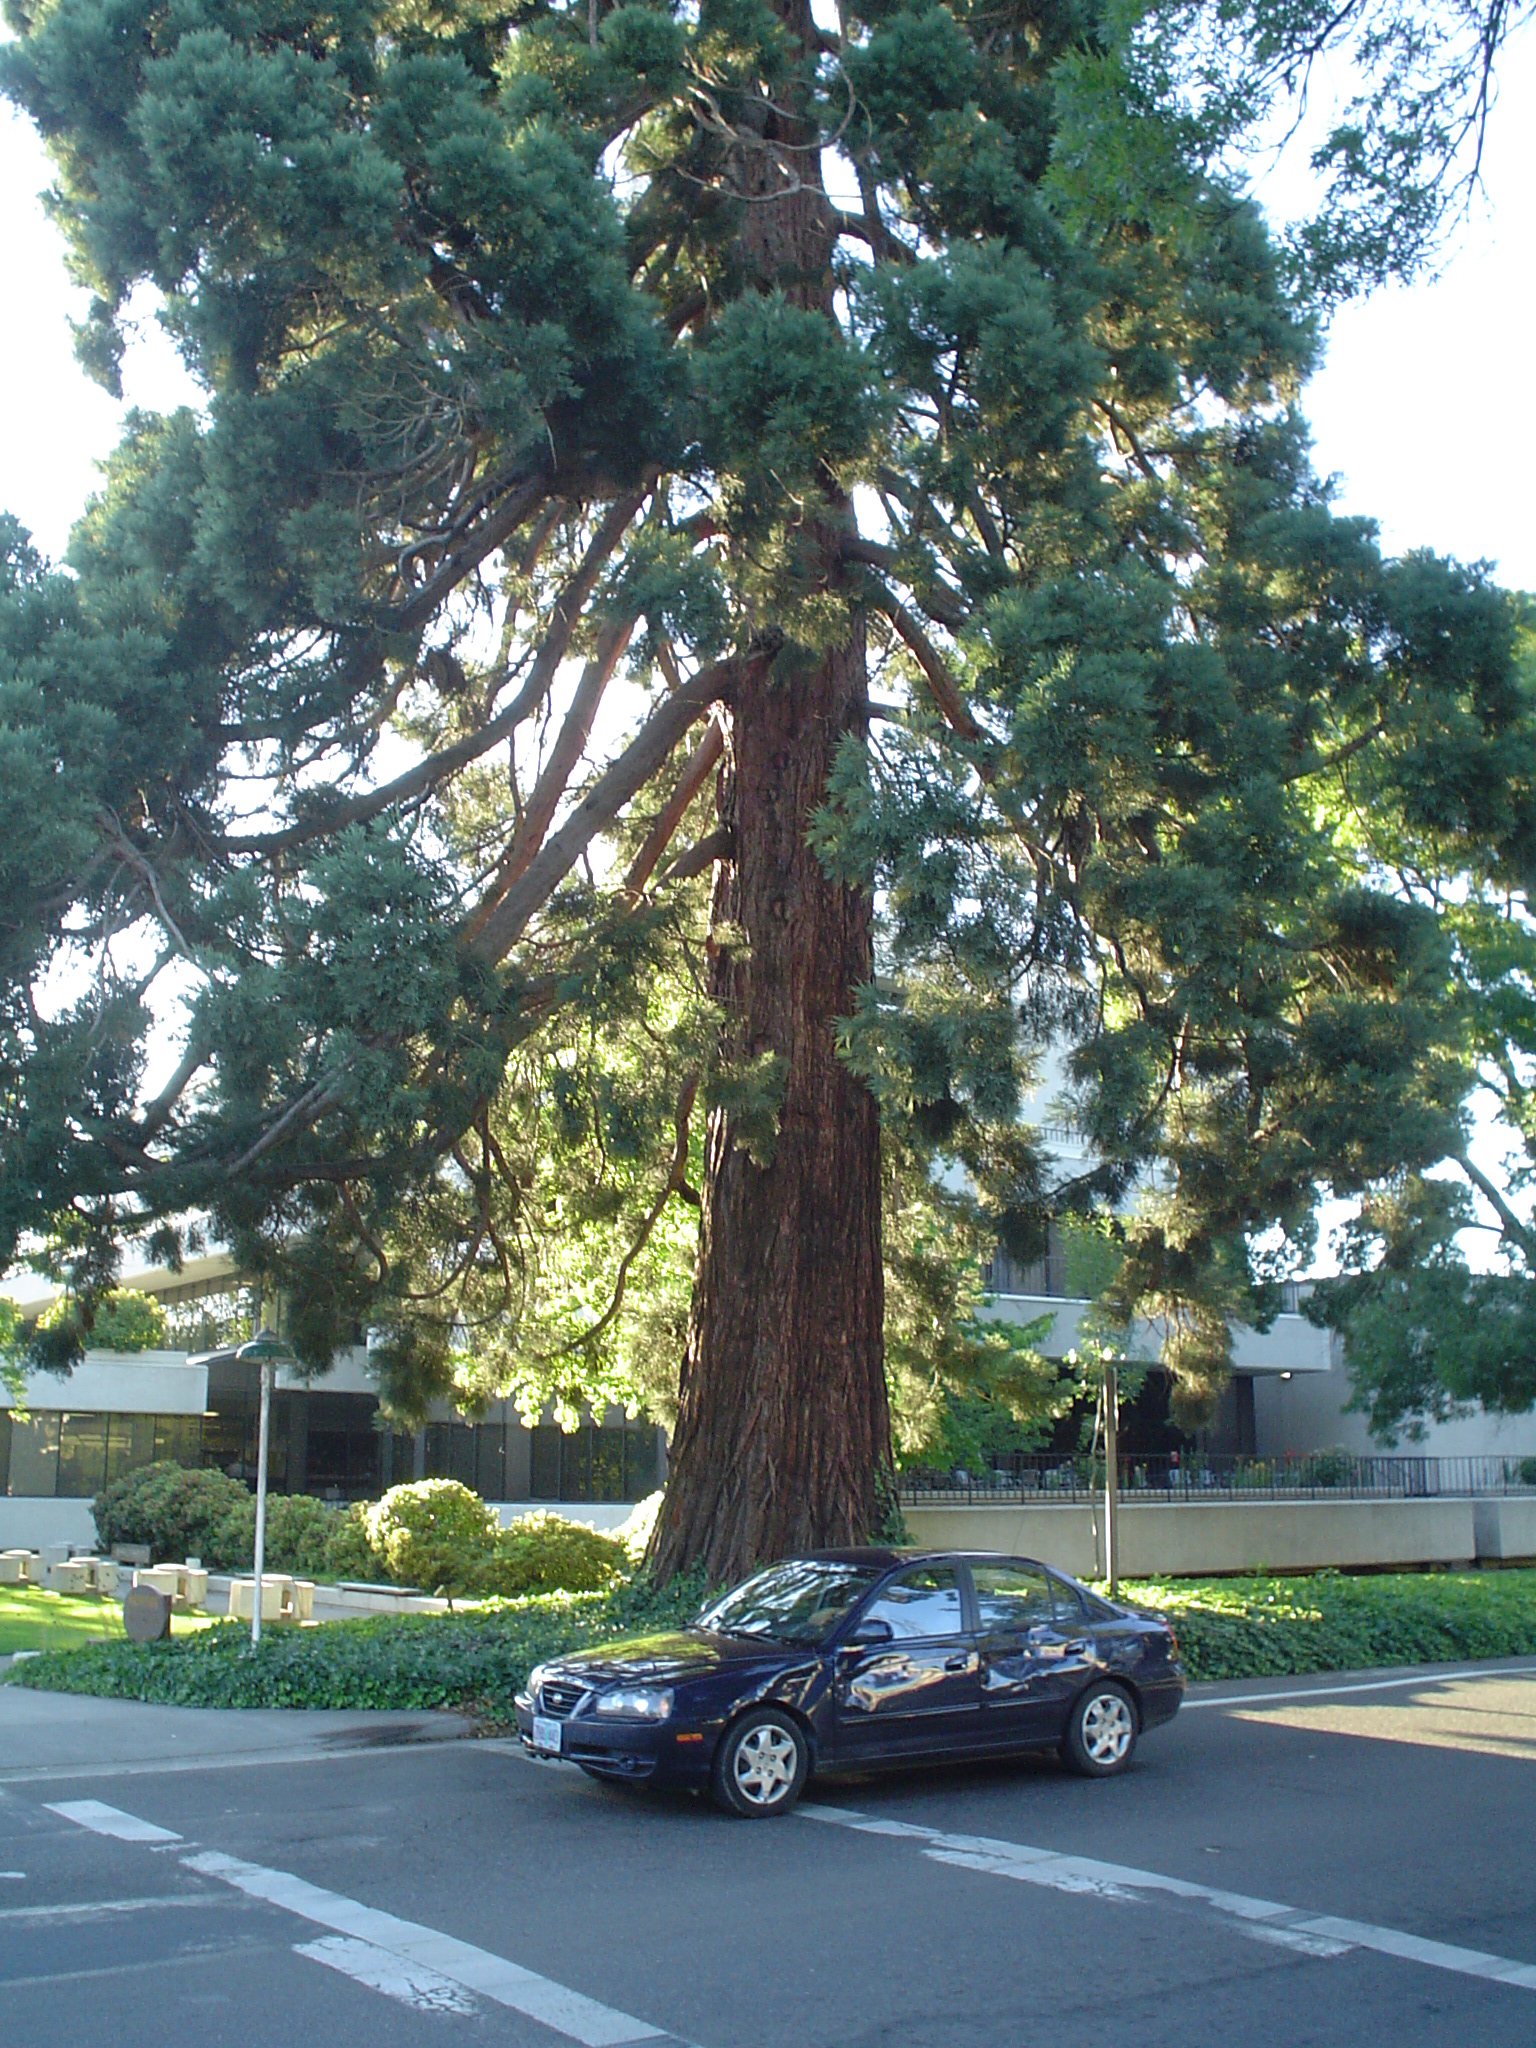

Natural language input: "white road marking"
[294,1934,477,2014]
[0,1871,23,1879]
[800,1805,1536,1990]
[182,1851,667,2045]
[1185,1663,1536,1711]
[45,1797,678,2043]
[0,1894,220,1924]
[44,1800,181,1844]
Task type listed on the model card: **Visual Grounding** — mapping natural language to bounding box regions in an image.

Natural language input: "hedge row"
[7,1568,1535,1713]
[1139,1567,1536,1679]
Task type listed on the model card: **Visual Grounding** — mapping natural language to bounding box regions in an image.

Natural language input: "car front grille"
[538,1679,587,1719]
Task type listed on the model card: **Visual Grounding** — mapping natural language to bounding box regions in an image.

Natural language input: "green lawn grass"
[0,1584,219,1656]
[5,1565,1534,1712]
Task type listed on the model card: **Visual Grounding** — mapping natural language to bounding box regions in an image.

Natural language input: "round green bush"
[324,1501,381,1582]
[366,1480,496,1596]
[93,1461,252,1564]
[483,1512,627,1596]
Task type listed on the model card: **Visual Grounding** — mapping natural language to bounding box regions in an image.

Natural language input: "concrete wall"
[0,1497,99,1552]
[905,1498,1483,1577]
[1472,1498,1536,1562]
[0,1350,208,1416]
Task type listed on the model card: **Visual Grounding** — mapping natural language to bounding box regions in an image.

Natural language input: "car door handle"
[944,1653,973,1672]
[1061,1639,1088,1657]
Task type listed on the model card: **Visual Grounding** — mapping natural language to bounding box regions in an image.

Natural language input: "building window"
[529,1421,660,1503]
[1,1411,204,1498]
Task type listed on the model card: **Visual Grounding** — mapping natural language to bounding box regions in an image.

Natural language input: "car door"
[972,1561,1096,1748]
[832,1562,981,1760]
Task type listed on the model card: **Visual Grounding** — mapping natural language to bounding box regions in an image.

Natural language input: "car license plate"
[532,1714,563,1756]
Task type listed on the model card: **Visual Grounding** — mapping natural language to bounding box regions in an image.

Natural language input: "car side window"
[863,1564,965,1639]
[1049,1575,1086,1624]
[971,1564,1054,1633]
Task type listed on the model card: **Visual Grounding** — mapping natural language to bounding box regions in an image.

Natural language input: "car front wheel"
[1062,1681,1139,1777]
[711,1708,809,1818]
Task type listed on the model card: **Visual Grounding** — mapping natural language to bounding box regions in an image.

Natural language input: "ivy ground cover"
[6,1570,1535,1713]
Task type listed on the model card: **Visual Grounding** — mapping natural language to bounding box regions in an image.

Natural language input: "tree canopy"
[1,0,1533,1562]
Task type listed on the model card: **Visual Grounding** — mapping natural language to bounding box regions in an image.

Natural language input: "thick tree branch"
[220,490,650,859]
[867,585,984,742]
[461,613,637,943]
[471,653,757,961]
[623,715,726,899]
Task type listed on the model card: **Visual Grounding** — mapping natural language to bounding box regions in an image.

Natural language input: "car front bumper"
[513,1698,716,1785]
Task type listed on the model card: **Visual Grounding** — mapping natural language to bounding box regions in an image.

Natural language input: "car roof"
[802,1547,1066,1573]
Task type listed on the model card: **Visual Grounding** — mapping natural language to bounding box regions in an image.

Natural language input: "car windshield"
[696,1561,883,1646]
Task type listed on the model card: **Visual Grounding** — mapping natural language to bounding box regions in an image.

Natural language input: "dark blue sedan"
[514,1548,1184,1817]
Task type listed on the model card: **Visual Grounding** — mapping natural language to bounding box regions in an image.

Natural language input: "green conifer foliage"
[1,0,1532,1569]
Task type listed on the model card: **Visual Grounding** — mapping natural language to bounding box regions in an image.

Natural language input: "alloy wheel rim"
[732,1724,799,1806]
[1081,1692,1134,1764]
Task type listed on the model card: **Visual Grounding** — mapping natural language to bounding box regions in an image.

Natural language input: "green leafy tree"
[1,0,1533,1577]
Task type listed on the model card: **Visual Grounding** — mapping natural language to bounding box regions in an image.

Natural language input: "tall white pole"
[1104,1357,1120,1598]
[251,1356,271,1648]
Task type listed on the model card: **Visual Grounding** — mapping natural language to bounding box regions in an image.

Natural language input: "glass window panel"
[154,1415,203,1468]
[0,1411,11,1494]
[105,1413,157,1486]
[1049,1575,1087,1623]
[568,1427,593,1502]
[530,1427,561,1499]
[8,1413,61,1497]
[448,1424,476,1490]
[424,1422,453,1479]
[57,1413,108,1498]
[864,1564,965,1640]
[624,1427,659,1500]
[972,1564,1055,1632]
[474,1424,505,1501]
[591,1427,626,1501]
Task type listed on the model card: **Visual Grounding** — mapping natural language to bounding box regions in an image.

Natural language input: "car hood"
[541,1628,800,1688]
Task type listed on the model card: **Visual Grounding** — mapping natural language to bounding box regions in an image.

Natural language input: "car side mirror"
[846,1616,894,1647]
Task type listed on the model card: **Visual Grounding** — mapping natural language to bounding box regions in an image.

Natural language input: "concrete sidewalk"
[0,1680,473,1784]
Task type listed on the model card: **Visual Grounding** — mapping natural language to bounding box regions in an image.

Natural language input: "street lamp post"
[234,1328,293,1648]
[1103,1356,1121,1598]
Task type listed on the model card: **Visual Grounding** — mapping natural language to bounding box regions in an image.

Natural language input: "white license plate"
[532,1714,563,1756]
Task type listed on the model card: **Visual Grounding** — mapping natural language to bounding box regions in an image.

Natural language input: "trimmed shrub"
[264,1494,342,1577]
[366,1480,496,1597]
[325,1501,381,1582]
[484,1512,626,1596]
[93,1461,251,1564]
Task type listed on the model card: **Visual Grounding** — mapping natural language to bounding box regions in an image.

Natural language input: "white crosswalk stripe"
[800,1804,1536,1991]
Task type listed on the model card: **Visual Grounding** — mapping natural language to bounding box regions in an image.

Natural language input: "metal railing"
[897,1451,1536,1505]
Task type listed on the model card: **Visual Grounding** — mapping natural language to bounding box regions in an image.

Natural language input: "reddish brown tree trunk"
[650,630,890,1583]
[648,6,891,1582]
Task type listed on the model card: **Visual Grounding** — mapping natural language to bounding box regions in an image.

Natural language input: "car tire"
[711,1708,810,1818]
[1061,1681,1139,1777]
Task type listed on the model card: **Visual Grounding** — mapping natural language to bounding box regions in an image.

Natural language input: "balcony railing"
[897,1451,1536,1505]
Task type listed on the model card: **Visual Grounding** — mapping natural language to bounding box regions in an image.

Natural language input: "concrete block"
[1474,1497,1536,1561]
[42,1559,95,1595]
[0,1550,33,1584]
[226,1576,295,1622]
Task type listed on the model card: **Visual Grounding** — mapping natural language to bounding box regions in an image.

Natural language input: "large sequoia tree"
[2,0,1533,1577]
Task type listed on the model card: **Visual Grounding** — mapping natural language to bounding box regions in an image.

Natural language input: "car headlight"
[527,1664,551,1698]
[594,1686,674,1721]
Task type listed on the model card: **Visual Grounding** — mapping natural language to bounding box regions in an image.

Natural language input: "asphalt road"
[3,1659,1536,2048]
